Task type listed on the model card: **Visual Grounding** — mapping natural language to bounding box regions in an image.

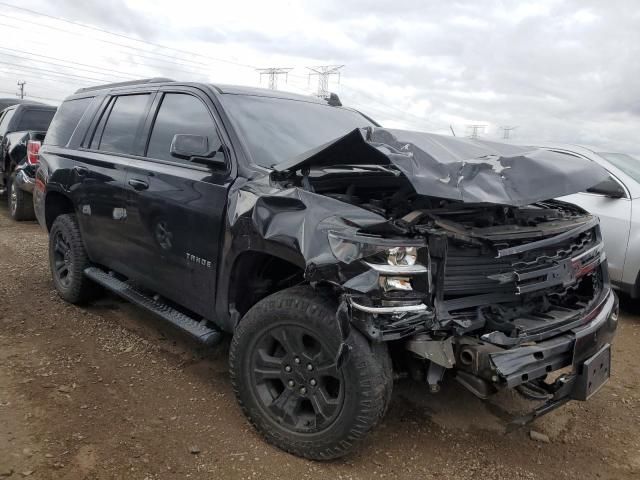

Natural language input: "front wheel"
[229,286,393,460]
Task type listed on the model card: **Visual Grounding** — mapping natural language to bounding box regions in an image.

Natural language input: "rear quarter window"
[45,98,92,147]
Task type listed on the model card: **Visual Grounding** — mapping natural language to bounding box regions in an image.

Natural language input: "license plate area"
[572,344,611,401]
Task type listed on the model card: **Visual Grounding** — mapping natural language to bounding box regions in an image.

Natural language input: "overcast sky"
[0,0,638,155]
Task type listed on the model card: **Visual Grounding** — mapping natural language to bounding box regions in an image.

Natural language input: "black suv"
[35,78,618,460]
[0,102,56,219]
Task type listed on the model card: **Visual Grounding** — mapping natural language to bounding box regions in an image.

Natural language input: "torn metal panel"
[275,127,609,207]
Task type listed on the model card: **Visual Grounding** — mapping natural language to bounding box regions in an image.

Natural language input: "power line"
[257,68,292,90]
[16,80,25,99]
[0,2,257,70]
[467,124,487,139]
[0,61,108,84]
[0,15,212,73]
[338,82,439,129]
[0,89,62,102]
[0,70,88,91]
[500,125,518,140]
[0,46,138,80]
[0,50,131,82]
[307,65,343,99]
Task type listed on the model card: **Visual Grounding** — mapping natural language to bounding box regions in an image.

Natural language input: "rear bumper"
[13,167,35,194]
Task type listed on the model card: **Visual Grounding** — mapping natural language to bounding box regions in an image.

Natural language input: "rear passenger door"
[74,92,155,277]
[122,88,233,318]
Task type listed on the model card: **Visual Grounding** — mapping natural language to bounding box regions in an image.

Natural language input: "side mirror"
[170,134,225,167]
[586,178,626,199]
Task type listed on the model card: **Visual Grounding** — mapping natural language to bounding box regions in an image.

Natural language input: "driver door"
[122,89,233,318]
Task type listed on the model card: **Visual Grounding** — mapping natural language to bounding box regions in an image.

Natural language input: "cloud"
[0,0,638,155]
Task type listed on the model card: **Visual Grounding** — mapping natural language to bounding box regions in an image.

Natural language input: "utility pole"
[467,124,487,139]
[500,125,518,140]
[307,65,344,99]
[17,80,26,99]
[256,68,293,90]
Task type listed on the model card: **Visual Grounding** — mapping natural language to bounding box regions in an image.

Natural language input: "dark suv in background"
[35,78,618,459]
[0,102,56,220]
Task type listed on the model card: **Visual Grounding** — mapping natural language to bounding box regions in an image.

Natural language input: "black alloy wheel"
[250,325,344,433]
[230,286,393,460]
[48,214,100,304]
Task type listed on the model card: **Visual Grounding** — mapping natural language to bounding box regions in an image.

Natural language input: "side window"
[146,93,221,162]
[0,109,16,136]
[94,94,150,155]
[45,98,92,146]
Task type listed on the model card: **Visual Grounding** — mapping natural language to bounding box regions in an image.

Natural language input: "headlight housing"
[328,231,424,265]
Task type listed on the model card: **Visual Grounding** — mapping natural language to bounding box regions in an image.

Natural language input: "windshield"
[219,94,375,168]
[598,152,640,183]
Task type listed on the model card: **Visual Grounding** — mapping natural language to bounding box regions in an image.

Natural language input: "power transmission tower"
[307,65,344,99]
[256,68,293,90]
[500,125,518,140]
[17,80,26,99]
[467,124,487,139]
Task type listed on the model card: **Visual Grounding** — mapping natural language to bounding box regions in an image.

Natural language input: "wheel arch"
[222,248,306,331]
[44,190,75,232]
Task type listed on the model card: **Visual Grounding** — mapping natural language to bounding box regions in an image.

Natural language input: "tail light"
[26,140,41,165]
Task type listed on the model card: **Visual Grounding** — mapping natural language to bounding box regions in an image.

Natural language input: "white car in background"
[541,145,640,298]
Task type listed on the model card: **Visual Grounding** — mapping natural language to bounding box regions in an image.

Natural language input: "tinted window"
[146,93,219,162]
[0,109,16,135]
[219,94,374,167]
[598,152,640,184]
[16,108,55,132]
[45,98,92,146]
[97,94,150,155]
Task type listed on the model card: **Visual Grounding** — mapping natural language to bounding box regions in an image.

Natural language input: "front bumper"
[488,289,618,391]
[458,289,618,425]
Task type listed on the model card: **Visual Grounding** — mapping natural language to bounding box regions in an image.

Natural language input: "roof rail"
[74,77,175,94]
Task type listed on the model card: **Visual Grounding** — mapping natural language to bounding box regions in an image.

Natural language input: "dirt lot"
[1,204,639,480]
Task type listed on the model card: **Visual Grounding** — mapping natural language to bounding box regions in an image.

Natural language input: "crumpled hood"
[274,127,609,207]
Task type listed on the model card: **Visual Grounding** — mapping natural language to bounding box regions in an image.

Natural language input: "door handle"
[73,166,89,176]
[128,178,149,191]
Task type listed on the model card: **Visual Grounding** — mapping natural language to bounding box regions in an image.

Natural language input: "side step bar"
[84,267,223,346]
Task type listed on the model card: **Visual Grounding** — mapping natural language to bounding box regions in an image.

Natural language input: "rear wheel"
[49,214,99,304]
[229,286,393,460]
[7,176,35,221]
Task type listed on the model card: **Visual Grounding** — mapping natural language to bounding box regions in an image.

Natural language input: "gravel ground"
[1,203,639,479]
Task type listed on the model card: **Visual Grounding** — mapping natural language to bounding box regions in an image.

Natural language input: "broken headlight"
[328,231,425,265]
[328,233,428,292]
[387,247,418,266]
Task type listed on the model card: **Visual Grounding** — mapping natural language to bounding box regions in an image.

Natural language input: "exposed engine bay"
[289,166,606,340]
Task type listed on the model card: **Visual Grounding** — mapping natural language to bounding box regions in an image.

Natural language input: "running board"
[84,267,223,346]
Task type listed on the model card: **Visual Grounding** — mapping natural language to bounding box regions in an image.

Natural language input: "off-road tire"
[8,176,35,221]
[49,213,99,304]
[229,286,393,460]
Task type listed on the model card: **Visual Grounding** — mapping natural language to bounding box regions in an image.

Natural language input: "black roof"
[0,98,45,112]
[74,77,175,94]
[211,84,327,103]
[71,77,327,104]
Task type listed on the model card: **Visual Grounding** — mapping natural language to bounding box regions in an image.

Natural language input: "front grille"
[444,227,600,298]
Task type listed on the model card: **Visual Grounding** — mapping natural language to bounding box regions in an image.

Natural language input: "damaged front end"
[231,127,618,424]
[331,202,617,422]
